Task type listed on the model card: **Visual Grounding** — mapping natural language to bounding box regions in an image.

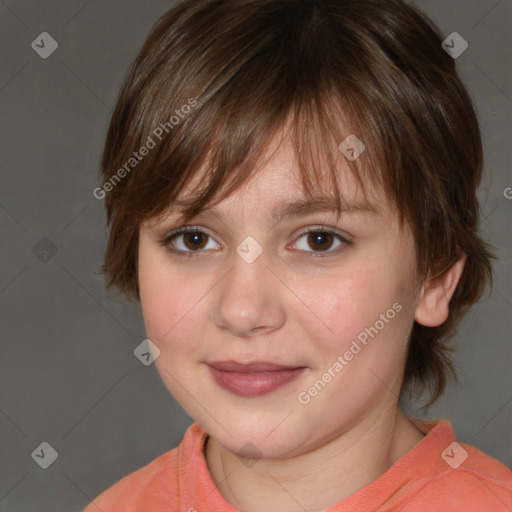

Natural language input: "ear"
[414,253,466,327]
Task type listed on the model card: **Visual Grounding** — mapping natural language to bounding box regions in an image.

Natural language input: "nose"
[211,246,286,338]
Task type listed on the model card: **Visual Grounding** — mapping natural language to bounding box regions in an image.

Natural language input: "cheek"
[138,245,196,350]
[138,267,175,342]
[293,273,413,424]
[297,268,400,341]
[294,261,415,383]
[137,249,208,409]
[137,247,223,373]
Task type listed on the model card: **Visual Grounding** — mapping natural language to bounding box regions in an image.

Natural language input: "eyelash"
[159,226,352,258]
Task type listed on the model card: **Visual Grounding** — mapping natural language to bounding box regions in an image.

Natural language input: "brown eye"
[293,228,350,255]
[162,227,220,255]
[307,232,335,251]
[182,231,208,250]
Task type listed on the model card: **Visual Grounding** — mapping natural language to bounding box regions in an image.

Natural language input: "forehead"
[158,136,390,224]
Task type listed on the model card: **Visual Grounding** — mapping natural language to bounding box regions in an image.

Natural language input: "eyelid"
[290,226,352,256]
[160,224,352,256]
[159,225,222,254]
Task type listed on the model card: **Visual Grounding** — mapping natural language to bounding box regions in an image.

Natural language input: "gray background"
[0,1,511,511]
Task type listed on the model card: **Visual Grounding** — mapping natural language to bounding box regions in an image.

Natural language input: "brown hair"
[98,0,494,406]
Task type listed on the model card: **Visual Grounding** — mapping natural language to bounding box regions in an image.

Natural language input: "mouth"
[206,360,307,397]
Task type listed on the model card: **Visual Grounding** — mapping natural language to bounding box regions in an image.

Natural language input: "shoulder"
[82,423,207,512]
[397,440,512,511]
[376,418,512,512]
[435,442,512,505]
[83,447,180,512]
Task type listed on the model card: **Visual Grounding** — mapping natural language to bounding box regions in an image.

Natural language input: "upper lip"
[207,360,305,373]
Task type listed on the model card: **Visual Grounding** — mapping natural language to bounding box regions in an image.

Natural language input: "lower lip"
[208,366,306,397]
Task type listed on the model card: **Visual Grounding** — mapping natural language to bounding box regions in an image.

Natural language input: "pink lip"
[207,360,306,397]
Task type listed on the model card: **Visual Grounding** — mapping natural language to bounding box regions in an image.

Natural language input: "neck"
[204,406,425,512]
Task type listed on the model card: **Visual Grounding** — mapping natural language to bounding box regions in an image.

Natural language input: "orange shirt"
[84,418,512,511]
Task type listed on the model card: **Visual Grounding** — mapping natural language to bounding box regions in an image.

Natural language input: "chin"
[201,414,308,461]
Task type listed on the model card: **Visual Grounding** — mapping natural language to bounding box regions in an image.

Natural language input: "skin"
[138,137,465,512]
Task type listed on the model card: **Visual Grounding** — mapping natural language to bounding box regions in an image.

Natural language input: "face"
[137,138,423,460]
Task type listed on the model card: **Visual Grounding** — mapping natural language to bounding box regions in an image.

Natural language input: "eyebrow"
[268,197,379,224]
[167,197,379,225]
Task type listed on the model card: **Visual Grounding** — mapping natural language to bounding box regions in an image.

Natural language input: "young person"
[85,0,512,510]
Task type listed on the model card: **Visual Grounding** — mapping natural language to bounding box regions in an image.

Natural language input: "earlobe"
[414,253,467,327]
